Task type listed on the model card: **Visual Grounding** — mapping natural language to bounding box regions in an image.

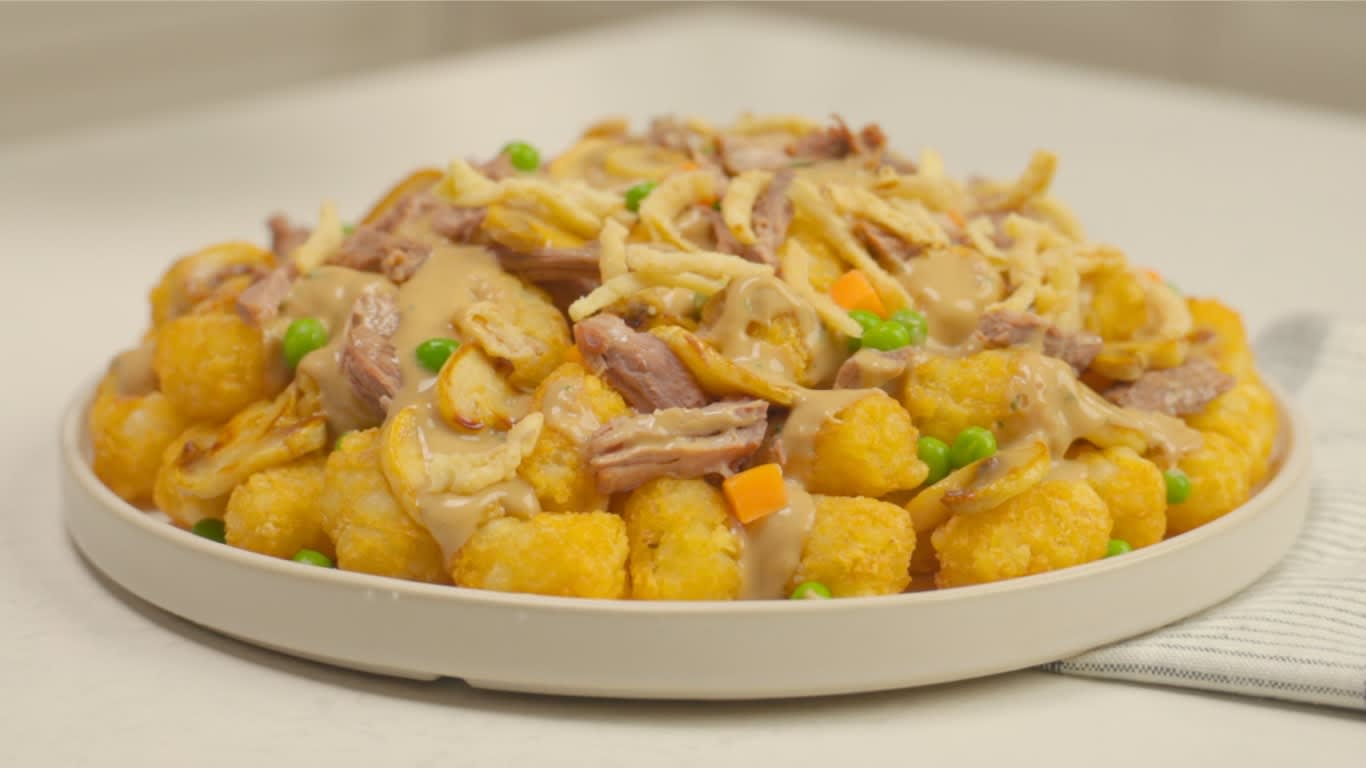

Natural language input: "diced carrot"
[678,161,699,171]
[723,464,789,524]
[1143,268,1163,283]
[946,208,966,229]
[830,270,887,317]
[564,345,584,366]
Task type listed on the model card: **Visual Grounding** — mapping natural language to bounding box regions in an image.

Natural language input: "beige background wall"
[3,2,1364,144]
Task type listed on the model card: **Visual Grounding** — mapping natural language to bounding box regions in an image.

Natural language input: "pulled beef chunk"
[493,243,601,283]
[340,289,401,415]
[235,266,294,326]
[370,191,484,243]
[587,400,769,494]
[476,153,517,181]
[853,220,921,265]
[716,134,792,175]
[574,314,707,412]
[267,214,310,259]
[698,169,791,266]
[332,225,432,275]
[746,168,794,266]
[1104,358,1234,416]
[540,277,600,315]
[789,117,887,163]
[974,310,1102,373]
[700,205,746,257]
[648,115,717,162]
[834,347,919,390]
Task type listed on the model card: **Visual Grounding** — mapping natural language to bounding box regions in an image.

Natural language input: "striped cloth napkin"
[1047,315,1366,711]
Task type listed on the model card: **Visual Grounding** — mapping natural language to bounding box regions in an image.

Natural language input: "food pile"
[88,113,1280,600]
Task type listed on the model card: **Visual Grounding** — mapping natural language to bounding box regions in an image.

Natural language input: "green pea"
[415,337,460,373]
[917,436,951,486]
[624,181,657,212]
[861,320,913,352]
[191,518,226,544]
[948,426,997,469]
[503,141,540,172]
[1164,468,1192,505]
[1105,539,1133,557]
[889,309,929,346]
[292,549,335,568]
[342,223,355,236]
[282,317,328,369]
[790,581,832,600]
[846,309,882,351]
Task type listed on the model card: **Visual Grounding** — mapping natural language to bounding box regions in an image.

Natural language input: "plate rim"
[61,373,1312,615]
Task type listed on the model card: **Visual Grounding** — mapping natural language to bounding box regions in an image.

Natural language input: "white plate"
[60,380,1311,700]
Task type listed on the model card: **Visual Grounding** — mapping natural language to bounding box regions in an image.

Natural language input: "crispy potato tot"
[453,512,629,599]
[903,349,1019,443]
[1166,431,1254,536]
[381,405,544,518]
[809,392,929,497]
[941,439,1050,516]
[649,325,799,406]
[169,383,327,500]
[1089,338,1189,382]
[225,456,331,559]
[792,496,914,597]
[361,167,444,225]
[1187,297,1256,382]
[148,241,275,327]
[154,312,268,423]
[436,344,527,432]
[1085,267,1147,341]
[624,478,743,600]
[1186,377,1278,486]
[454,287,572,390]
[153,424,230,528]
[89,377,187,505]
[1074,445,1166,548]
[520,363,630,512]
[933,479,1111,588]
[320,429,447,583]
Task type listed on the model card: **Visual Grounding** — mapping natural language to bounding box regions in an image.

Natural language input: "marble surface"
[3,9,1364,765]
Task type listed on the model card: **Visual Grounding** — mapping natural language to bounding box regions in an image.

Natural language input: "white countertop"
[3,9,1364,765]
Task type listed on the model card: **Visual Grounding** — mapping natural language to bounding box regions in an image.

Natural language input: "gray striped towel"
[1047,315,1366,711]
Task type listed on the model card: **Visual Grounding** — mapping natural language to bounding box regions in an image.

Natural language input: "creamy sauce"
[899,248,1003,345]
[736,480,817,599]
[1002,352,1202,466]
[700,274,844,386]
[278,267,395,435]
[776,387,877,485]
[418,478,540,566]
[110,337,158,396]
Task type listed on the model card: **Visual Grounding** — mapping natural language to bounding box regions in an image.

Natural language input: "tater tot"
[225,456,331,559]
[453,512,628,599]
[1187,297,1256,382]
[624,478,742,600]
[1166,431,1253,536]
[148,241,275,327]
[519,363,630,512]
[793,496,915,597]
[933,479,1111,588]
[1074,445,1167,548]
[903,349,1020,443]
[153,423,230,528]
[809,391,929,497]
[154,313,267,423]
[320,429,448,584]
[1085,267,1147,341]
[1185,378,1278,486]
[89,379,187,505]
